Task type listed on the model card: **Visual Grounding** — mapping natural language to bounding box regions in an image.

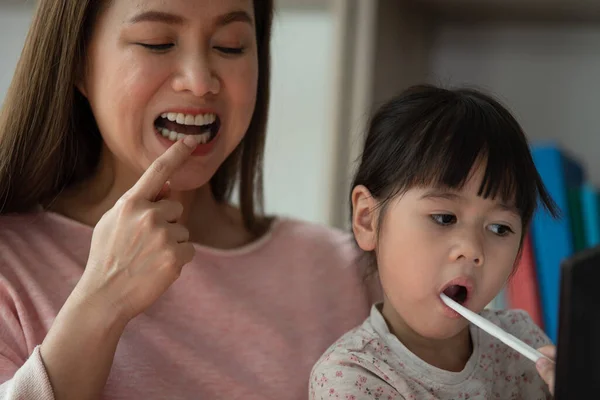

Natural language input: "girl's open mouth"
[439,278,474,318]
[443,284,469,305]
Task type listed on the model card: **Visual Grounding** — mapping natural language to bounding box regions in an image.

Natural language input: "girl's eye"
[489,224,514,237]
[431,214,457,226]
[138,43,174,52]
[214,46,244,55]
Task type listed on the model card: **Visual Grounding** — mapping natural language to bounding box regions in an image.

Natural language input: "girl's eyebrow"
[492,202,521,218]
[420,189,521,217]
[419,189,461,202]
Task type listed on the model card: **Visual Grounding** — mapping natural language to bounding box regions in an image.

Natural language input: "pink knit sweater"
[0,211,379,399]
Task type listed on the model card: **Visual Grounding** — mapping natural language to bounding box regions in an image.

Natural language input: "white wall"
[263,7,336,225]
[0,4,34,100]
[430,23,600,185]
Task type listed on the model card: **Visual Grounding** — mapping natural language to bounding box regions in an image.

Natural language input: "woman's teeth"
[161,112,216,126]
[156,112,217,144]
[158,128,212,144]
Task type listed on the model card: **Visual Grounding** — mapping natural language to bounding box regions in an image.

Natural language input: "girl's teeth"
[169,131,178,141]
[176,113,186,124]
[167,113,177,122]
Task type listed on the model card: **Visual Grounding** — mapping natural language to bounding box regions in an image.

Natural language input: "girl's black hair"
[351,84,558,270]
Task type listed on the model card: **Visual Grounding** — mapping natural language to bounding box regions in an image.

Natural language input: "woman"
[0,1,379,399]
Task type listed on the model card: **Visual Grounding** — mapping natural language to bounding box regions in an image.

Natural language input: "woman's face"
[81,0,258,190]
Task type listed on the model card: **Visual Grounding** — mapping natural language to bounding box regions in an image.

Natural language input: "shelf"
[410,0,600,23]
[274,0,329,11]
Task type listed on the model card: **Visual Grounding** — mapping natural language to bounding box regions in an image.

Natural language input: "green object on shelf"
[567,186,586,252]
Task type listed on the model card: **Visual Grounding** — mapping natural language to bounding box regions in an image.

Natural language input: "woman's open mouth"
[154,112,220,144]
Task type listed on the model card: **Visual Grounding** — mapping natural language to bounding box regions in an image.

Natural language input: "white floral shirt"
[310,305,552,400]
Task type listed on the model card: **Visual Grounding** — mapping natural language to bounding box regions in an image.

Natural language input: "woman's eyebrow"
[127,10,254,27]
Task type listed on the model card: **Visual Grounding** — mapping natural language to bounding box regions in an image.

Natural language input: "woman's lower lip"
[155,129,219,156]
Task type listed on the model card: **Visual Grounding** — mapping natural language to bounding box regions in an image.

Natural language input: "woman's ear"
[351,185,378,252]
[76,79,88,98]
[76,84,87,98]
[75,63,88,98]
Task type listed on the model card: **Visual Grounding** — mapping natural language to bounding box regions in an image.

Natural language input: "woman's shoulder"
[271,216,360,260]
[255,216,382,308]
[0,212,52,295]
[0,210,90,277]
[0,210,83,244]
[273,216,354,247]
[0,211,48,245]
[0,211,81,351]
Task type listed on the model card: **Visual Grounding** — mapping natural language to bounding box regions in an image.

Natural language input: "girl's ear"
[351,185,378,251]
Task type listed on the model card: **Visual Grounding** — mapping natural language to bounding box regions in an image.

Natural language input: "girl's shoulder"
[479,308,552,348]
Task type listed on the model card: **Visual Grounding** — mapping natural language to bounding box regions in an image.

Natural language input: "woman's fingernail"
[183,135,197,148]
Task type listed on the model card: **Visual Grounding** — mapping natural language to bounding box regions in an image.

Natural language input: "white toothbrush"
[440,293,554,364]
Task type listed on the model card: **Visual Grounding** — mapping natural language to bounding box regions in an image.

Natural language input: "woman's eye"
[489,224,514,237]
[431,214,457,226]
[214,46,244,55]
[138,43,174,52]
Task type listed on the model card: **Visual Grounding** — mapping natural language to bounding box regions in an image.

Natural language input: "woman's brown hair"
[0,0,273,234]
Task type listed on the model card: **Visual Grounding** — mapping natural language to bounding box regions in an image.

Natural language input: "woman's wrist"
[68,277,131,334]
[39,286,129,400]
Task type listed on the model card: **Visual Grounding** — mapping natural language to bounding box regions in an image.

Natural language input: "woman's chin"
[166,172,213,193]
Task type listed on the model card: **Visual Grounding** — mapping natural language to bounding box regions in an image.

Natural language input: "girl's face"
[353,164,523,339]
[80,0,258,190]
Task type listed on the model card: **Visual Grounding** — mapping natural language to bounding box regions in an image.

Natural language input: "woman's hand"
[40,137,199,400]
[77,136,198,324]
[536,345,556,395]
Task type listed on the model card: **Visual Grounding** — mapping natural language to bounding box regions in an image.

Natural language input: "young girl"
[310,84,557,399]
